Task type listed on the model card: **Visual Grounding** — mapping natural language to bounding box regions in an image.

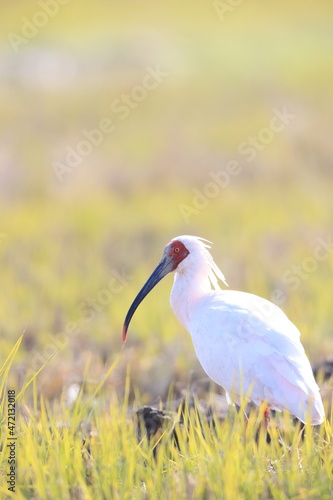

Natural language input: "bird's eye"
[174,247,180,253]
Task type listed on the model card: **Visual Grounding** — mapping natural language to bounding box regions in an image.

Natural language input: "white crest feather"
[196,237,228,290]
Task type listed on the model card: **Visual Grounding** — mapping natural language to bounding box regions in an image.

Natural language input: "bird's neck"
[170,267,211,329]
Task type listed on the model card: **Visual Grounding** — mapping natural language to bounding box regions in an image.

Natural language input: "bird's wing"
[189,291,324,423]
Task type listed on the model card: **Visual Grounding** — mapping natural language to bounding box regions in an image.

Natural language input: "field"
[0,1,333,498]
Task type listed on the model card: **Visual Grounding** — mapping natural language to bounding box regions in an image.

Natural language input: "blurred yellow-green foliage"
[1,0,333,401]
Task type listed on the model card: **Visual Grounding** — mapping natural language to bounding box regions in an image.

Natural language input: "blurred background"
[1,0,333,406]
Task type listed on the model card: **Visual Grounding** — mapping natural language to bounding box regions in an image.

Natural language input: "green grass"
[1,344,333,499]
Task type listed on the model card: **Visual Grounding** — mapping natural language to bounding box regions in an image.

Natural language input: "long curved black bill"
[122,254,174,342]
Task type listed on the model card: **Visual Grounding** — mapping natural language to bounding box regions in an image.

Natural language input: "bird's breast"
[188,306,246,393]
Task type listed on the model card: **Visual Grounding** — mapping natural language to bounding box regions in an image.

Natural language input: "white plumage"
[123,235,325,425]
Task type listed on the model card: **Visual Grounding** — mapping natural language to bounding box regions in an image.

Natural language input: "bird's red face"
[122,239,190,342]
[166,240,190,271]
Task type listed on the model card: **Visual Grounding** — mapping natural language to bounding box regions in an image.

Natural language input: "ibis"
[122,236,325,425]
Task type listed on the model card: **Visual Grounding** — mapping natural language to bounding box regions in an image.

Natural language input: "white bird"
[123,235,325,425]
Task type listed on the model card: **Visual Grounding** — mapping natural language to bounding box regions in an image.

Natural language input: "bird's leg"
[235,403,250,441]
[264,407,270,427]
[292,418,306,442]
[235,403,248,422]
[298,421,306,442]
[264,407,272,443]
[255,406,271,444]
